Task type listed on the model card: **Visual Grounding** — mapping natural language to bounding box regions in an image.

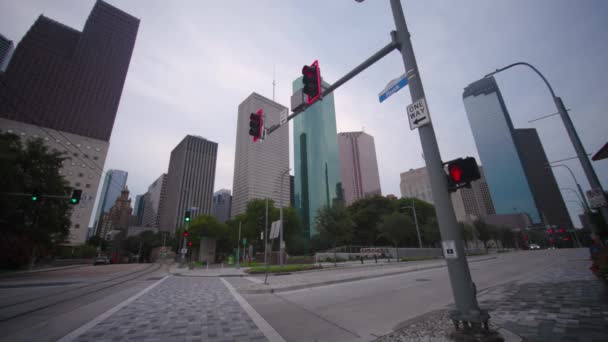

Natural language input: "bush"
[246,264,321,274]
[400,256,438,262]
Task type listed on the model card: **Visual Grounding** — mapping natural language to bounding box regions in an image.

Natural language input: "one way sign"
[407,97,431,130]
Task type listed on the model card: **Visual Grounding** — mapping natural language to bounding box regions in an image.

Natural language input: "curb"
[241,256,496,294]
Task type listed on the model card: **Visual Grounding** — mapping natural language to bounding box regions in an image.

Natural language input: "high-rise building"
[133,194,145,225]
[212,189,232,223]
[231,93,290,218]
[142,173,167,228]
[160,135,217,233]
[463,77,569,226]
[513,128,572,229]
[337,131,382,205]
[451,166,496,222]
[399,166,468,222]
[98,187,132,239]
[0,33,14,72]
[293,78,341,237]
[93,170,128,234]
[290,175,295,207]
[0,1,139,245]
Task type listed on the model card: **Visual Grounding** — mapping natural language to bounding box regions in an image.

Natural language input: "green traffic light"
[32,196,38,201]
[185,217,190,222]
[71,198,77,204]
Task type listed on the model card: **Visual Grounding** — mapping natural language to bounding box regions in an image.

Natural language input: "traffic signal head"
[31,190,40,202]
[187,241,193,247]
[445,157,480,192]
[184,211,191,222]
[302,60,321,105]
[248,109,263,142]
[70,189,82,205]
[183,231,189,237]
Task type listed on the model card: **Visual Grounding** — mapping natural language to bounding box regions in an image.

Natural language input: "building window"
[75,182,81,187]
[56,139,60,143]
[78,173,84,177]
[73,153,78,157]
[74,224,80,228]
[84,154,89,158]
[93,156,99,160]
[76,144,81,147]
[86,146,91,150]
[66,141,71,145]
[68,171,73,175]
[88,175,93,179]
[81,164,86,168]
[95,148,100,152]
[85,184,91,188]
[71,162,76,166]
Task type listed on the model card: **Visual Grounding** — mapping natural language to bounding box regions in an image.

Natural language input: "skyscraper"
[0,33,13,72]
[0,1,139,245]
[133,194,145,226]
[463,77,541,224]
[93,170,128,233]
[513,128,572,229]
[293,78,341,237]
[231,93,289,218]
[97,187,132,239]
[212,189,232,223]
[142,173,167,228]
[337,131,382,205]
[160,135,217,233]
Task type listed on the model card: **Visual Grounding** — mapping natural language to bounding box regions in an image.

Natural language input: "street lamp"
[486,62,607,244]
[401,199,422,248]
[560,188,585,210]
[279,168,291,266]
[548,164,590,211]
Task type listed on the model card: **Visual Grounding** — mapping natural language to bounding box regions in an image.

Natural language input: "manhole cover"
[146,277,163,281]
[415,278,430,282]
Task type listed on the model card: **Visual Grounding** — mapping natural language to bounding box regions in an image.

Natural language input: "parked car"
[94,256,110,265]
[529,244,541,250]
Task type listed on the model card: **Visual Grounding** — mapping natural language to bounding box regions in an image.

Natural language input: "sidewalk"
[228,255,496,294]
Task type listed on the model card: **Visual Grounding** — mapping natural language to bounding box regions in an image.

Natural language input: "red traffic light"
[563,237,570,241]
[448,164,463,183]
[302,60,321,105]
[548,229,554,234]
[187,241,193,247]
[183,231,189,237]
[249,109,263,142]
[558,228,565,233]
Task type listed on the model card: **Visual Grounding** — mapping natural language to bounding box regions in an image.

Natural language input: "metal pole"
[265,198,268,265]
[390,0,486,324]
[279,168,290,266]
[412,199,422,248]
[236,221,241,269]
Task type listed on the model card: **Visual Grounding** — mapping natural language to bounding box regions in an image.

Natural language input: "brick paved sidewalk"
[477,256,608,342]
[72,277,268,342]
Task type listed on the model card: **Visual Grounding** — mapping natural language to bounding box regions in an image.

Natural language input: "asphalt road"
[0,263,169,342]
[239,249,585,342]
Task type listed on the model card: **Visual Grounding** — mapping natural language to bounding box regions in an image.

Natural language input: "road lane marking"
[221,277,286,342]
[56,275,170,342]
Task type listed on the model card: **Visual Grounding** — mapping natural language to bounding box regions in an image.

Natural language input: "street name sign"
[379,73,408,103]
[442,240,457,259]
[407,97,431,130]
[269,221,281,239]
[587,188,607,208]
[279,108,288,125]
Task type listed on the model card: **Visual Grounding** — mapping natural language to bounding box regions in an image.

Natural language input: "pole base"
[449,309,503,342]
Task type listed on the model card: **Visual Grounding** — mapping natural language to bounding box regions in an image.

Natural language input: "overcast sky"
[1,0,607,228]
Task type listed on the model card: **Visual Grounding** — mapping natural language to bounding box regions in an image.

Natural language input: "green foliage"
[473,219,492,248]
[188,215,228,245]
[378,212,415,247]
[88,235,108,251]
[420,217,441,247]
[0,134,72,268]
[247,264,320,274]
[315,204,353,248]
[121,231,174,261]
[348,196,395,245]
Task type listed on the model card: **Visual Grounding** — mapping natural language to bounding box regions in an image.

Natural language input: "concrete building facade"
[212,189,232,223]
[160,135,217,233]
[231,93,289,218]
[142,173,167,228]
[337,131,382,205]
[0,33,13,72]
[0,1,139,245]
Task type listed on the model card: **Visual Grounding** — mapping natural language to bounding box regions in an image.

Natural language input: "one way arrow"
[413,116,427,125]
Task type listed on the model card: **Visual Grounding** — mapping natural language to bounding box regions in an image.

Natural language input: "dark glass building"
[0,1,139,141]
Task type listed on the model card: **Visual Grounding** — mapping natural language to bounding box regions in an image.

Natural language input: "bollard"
[360,255,364,264]
[374,254,378,264]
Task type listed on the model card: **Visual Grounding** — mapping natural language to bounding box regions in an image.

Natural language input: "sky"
[1,0,607,228]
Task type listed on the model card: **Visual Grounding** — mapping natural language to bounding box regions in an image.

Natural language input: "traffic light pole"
[180,221,189,266]
[389,0,487,327]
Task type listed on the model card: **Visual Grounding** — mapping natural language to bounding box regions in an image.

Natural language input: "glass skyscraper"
[94,169,128,233]
[293,78,341,237]
[463,77,540,224]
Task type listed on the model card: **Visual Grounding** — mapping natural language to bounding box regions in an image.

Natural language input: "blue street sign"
[379,73,409,103]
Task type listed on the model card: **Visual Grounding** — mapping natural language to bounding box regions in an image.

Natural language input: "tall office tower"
[93,170,128,233]
[212,189,232,223]
[457,166,496,219]
[290,175,295,207]
[0,1,139,245]
[231,93,290,218]
[337,131,382,205]
[0,34,13,72]
[513,128,572,229]
[142,173,167,228]
[463,77,570,226]
[133,194,145,225]
[293,78,341,237]
[160,135,217,233]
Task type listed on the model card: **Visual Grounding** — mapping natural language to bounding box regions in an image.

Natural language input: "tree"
[378,212,415,259]
[420,217,441,247]
[348,196,394,246]
[459,222,475,248]
[0,134,72,269]
[473,219,492,250]
[88,235,108,252]
[315,204,353,265]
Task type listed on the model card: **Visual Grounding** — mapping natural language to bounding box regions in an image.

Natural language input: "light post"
[401,199,422,248]
[279,168,291,266]
[561,187,585,210]
[486,62,608,241]
[549,164,590,211]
